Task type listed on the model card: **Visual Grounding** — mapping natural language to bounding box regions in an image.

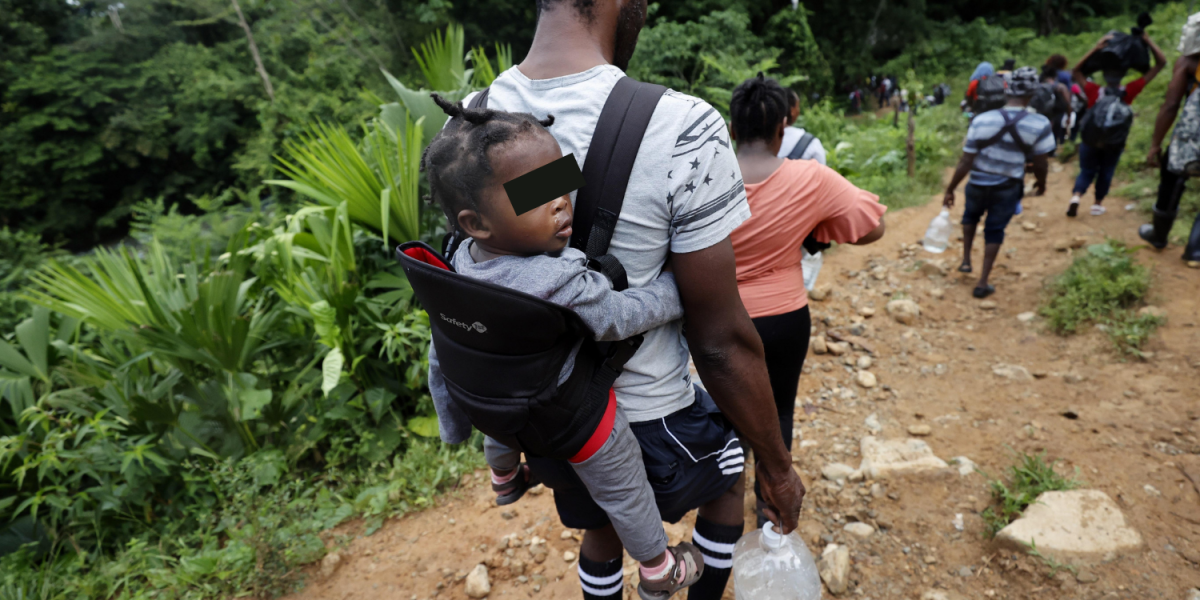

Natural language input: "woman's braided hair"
[420,93,556,229]
[729,73,789,144]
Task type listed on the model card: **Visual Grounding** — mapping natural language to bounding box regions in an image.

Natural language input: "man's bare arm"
[1030,154,1049,196]
[672,238,806,532]
[943,152,977,208]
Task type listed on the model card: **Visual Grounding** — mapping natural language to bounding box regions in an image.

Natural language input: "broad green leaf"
[406,414,440,438]
[0,338,37,379]
[14,307,49,378]
[237,387,272,421]
[322,348,344,397]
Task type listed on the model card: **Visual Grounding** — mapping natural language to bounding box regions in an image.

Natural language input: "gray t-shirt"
[429,243,685,443]
[462,65,750,422]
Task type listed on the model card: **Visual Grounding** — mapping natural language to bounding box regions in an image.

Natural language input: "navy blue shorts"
[962,179,1023,244]
[527,385,744,528]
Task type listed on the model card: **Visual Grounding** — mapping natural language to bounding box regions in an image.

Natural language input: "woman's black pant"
[749,306,812,513]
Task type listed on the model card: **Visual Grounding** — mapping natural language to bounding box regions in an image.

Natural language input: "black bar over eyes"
[502,154,586,216]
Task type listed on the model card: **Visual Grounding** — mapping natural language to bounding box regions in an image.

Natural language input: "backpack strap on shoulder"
[976,110,1033,157]
[467,87,490,109]
[572,77,668,289]
[787,132,816,160]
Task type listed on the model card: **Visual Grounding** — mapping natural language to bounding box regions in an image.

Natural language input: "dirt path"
[287,164,1200,600]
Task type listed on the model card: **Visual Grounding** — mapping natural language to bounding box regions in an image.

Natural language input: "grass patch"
[0,437,483,600]
[1039,240,1163,355]
[981,452,1081,537]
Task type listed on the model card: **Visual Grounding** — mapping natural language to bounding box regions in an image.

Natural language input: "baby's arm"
[549,267,684,342]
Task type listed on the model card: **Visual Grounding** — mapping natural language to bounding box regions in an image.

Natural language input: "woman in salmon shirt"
[728,75,887,525]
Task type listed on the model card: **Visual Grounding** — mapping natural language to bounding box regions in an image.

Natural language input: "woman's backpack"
[974,75,1008,113]
[397,78,667,461]
[1080,91,1134,149]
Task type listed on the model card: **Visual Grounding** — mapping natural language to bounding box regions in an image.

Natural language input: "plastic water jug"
[922,209,953,253]
[801,249,823,291]
[732,523,822,600]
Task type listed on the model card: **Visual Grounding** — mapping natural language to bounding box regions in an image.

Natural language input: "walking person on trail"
[943,67,1054,299]
[996,58,1017,79]
[447,1,806,598]
[728,74,887,527]
[419,97,707,600]
[1033,64,1072,149]
[1068,32,1167,217]
[778,88,827,165]
[965,62,1007,117]
[1141,12,1200,267]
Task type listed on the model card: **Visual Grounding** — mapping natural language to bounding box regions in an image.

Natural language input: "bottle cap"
[761,522,785,549]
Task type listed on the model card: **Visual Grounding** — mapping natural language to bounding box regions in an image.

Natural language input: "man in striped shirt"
[943,66,1055,299]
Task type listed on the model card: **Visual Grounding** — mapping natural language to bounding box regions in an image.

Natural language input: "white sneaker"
[1090,204,1106,216]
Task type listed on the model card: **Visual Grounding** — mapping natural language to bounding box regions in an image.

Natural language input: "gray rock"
[818,544,851,595]
[1017,311,1037,323]
[856,356,873,370]
[1187,589,1200,600]
[921,591,968,600]
[864,413,882,433]
[856,370,878,389]
[992,364,1033,382]
[822,463,856,481]
[886,299,921,325]
[465,564,491,598]
[995,490,1144,564]
[843,522,875,539]
[949,456,978,477]
[907,424,932,436]
[319,552,342,579]
[810,284,833,301]
[858,436,948,480]
[811,335,828,355]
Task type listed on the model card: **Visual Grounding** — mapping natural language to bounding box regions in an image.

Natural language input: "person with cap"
[1142,12,1200,268]
[1068,32,1167,217]
[942,66,1054,299]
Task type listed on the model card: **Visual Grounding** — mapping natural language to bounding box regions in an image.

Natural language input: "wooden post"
[906,108,916,178]
[230,0,275,102]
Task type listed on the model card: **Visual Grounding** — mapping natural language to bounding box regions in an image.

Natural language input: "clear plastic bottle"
[922,208,953,253]
[801,248,823,291]
[732,523,822,600]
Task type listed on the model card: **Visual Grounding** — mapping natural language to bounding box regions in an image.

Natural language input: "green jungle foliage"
[0,0,1193,596]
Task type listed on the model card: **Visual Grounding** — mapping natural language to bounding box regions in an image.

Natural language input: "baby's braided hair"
[420,93,555,231]
[729,73,789,144]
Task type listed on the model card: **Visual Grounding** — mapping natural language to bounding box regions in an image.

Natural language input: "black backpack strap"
[572,77,668,263]
[467,87,490,109]
[787,132,816,160]
[977,110,1033,157]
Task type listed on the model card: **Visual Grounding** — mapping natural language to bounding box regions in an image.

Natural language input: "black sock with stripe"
[689,516,743,600]
[577,554,624,599]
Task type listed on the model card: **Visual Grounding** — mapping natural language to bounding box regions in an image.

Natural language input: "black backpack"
[1081,91,1134,149]
[974,75,1008,113]
[1029,83,1058,117]
[397,78,667,461]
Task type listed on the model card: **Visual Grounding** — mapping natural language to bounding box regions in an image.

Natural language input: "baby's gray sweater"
[428,241,683,444]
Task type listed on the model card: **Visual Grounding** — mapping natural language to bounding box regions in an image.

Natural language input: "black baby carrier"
[397,78,667,461]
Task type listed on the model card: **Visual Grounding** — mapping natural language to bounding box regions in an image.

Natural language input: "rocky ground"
[285,165,1200,600]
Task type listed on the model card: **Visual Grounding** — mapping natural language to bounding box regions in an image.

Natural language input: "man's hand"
[1148,145,1162,168]
[756,462,806,532]
[943,189,956,208]
[1032,179,1047,197]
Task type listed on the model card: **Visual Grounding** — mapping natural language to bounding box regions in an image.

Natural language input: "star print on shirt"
[667,170,673,179]
[689,158,700,170]
[684,181,696,193]
[666,192,675,205]
[703,174,712,186]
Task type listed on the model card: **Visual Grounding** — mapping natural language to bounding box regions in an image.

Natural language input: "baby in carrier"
[419,94,702,599]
